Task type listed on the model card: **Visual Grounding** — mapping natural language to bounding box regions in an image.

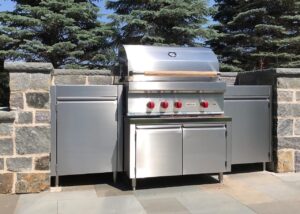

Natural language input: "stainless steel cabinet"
[125,117,232,190]
[136,126,182,178]
[224,86,271,165]
[51,85,123,186]
[183,125,227,174]
[57,100,117,176]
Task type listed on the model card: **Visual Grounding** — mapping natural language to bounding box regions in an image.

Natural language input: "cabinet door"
[57,101,117,176]
[183,125,226,175]
[136,126,182,178]
[224,100,270,164]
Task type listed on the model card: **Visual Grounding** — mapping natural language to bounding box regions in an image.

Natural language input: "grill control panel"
[128,93,224,116]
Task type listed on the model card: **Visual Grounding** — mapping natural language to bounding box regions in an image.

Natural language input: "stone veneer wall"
[0,63,114,194]
[237,68,300,173]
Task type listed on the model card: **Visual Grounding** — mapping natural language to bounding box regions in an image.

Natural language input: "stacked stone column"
[0,63,52,193]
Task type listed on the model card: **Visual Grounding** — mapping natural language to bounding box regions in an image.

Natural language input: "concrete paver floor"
[2,171,300,214]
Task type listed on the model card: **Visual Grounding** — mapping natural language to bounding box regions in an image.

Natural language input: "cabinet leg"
[113,171,117,183]
[218,173,223,183]
[132,179,136,191]
[55,175,59,187]
[263,162,266,171]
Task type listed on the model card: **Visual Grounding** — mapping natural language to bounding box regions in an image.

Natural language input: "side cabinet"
[224,86,272,165]
[51,85,123,184]
[183,124,227,175]
[56,100,117,175]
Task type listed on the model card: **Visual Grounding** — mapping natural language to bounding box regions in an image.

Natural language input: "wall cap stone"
[4,62,53,73]
[53,69,112,76]
[0,111,16,122]
[238,68,300,76]
[220,72,238,77]
[276,68,300,75]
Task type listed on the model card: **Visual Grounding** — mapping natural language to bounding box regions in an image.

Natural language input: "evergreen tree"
[106,0,215,46]
[209,0,300,72]
[0,0,114,68]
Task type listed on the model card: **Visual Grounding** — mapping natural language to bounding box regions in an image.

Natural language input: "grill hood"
[119,45,220,82]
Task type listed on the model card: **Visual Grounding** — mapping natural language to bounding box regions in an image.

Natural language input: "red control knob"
[161,101,169,109]
[147,101,155,109]
[174,101,183,109]
[200,100,209,108]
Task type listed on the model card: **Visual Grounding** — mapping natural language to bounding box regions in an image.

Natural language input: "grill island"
[120,45,232,190]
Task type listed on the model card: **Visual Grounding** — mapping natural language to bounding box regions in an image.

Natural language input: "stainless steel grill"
[121,45,232,190]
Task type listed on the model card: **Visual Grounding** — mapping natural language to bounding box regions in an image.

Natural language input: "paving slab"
[249,200,300,214]
[274,172,300,182]
[138,197,190,213]
[15,199,57,214]
[0,194,19,214]
[177,191,255,214]
[58,195,145,214]
[95,184,133,197]
[201,178,274,205]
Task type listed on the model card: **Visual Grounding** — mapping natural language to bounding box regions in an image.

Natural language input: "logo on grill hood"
[168,52,177,57]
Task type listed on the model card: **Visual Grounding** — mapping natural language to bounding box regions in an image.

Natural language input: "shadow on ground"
[51,163,265,191]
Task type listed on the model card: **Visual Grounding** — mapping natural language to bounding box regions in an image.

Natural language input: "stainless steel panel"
[56,101,118,176]
[225,86,271,98]
[183,126,227,174]
[50,86,56,176]
[121,45,219,73]
[136,127,182,178]
[56,85,117,98]
[225,99,270,164]
[127,93,224,116]
[127,82,226,92]
[127,75,217,82]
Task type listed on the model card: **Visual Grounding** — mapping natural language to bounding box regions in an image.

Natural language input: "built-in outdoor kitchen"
[50,45,272,190]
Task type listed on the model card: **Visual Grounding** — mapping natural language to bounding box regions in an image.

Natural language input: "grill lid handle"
[143,71,219,78]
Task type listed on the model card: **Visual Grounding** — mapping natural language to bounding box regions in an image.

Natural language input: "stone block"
[0,111,16,122]
[277,104,300,117]
[295,151,300,172]
[7,157,32,172]
[16,126,50,155]
[277,78,300,89]
[35,111,50,123]
[0,158,3,170]
[296,91,300,102]
[278,137,300,150]
[88,76,113,85]
[17,111,33,124]
[0,123,13,136]
[0,173,13,194]
[9,73,30,91]
[54,75,86,85]
[0,138,13,155]
[276,119,293,136]
[15,173,50,193]
[30,73,50,91]
[10,92,24,109]
[277,90,293,102]
[10,72,50,92]
[26,92,49,109]
[277,149,294,172]
[295,119,300,136]
[35,156,50,170]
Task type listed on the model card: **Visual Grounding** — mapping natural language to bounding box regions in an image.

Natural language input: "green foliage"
[209,0,300,72]
[106,0,216,46]
[0,0,114,68]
